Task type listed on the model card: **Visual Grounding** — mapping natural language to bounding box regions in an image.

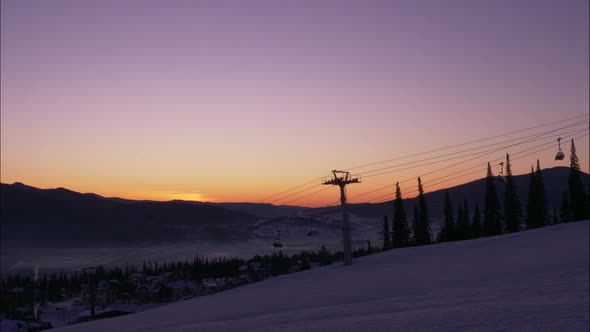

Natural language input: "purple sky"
[1,0,588,205]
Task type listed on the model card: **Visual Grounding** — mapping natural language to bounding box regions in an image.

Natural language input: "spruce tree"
[437,190,454,242]
[382,215,391,250]
[318,246,330,266]
[503,154,521,233]
[526,165,537,229]
[535,159,548,227]
[526,160,549,229]
[415,177,432,245]
[392,182,410,248]
[560,191,571,223]
[483,162,502,236]
[471,203,482,238]
[411,204,419,246]
[553,208,559,225]
[462,200,471,239]
[568,139,588,221]
[455,201,470,240]
[456,204,463,240]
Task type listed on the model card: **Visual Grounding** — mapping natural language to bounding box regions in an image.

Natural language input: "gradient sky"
[1,0,588,207]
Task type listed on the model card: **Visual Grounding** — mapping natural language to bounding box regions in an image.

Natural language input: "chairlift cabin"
[496,162,506,183]
[305,217,318,236]
[555,137,565,161]
[272,230,283,248]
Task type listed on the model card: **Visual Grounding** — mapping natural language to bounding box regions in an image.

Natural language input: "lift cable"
[263,116,587,205]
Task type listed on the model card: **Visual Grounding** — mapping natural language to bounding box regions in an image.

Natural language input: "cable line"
[323,128,588,207]
[343,125,588,202]
[343,114,588,171]
[358,120,587,178]
[367,131,588,204]
[261,114,587,206]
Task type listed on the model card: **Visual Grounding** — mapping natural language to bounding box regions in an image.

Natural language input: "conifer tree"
[411,204,419,245]
[319,245,330,266]
[392,182,410,248]
[455,201,470,240]
[535,159,548,227]
[456,204,463,239]
[382,215,391,250]
[526,165,537,229]
[503,154,521,233]
[560,191,571,223]
[471,203,482,238]
[526,160,549,229]
[462,200,471,239]
[414,177,432,245]
[437,190,454,242]
[483,162,502,236]
[553,208,559,225]
[568,139,588,221]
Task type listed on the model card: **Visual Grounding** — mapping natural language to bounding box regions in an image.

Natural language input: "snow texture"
[55,221,589,332]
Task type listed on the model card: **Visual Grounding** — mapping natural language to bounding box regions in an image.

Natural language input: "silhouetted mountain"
[1,183,256,247]
[339,167,589,219]
[2,167,587,248]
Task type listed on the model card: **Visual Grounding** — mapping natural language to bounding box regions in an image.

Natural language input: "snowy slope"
[56,221,589,332]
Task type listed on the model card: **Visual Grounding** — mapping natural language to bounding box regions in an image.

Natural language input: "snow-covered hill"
[56,221,589,332]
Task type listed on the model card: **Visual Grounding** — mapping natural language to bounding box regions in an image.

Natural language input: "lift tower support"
[322,170,360,266]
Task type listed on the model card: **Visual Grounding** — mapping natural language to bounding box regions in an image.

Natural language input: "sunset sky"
[1,0,588,207]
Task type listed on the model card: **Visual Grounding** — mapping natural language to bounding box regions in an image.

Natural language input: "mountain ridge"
[2,167,588,247]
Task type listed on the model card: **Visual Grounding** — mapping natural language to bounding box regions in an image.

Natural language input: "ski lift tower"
[322,170,360,266]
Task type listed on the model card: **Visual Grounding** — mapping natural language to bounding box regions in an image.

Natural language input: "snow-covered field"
[54,220,589,332]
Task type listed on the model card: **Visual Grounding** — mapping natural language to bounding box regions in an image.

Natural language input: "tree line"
[1,244,376,317]
[382,139,588,249]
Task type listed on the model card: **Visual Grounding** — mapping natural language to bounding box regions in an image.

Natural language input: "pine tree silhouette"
[462,200,471,239]
[414,177,432,245]
[483,162,502,236]
[411,204,419,245]
[535,159,548,227]
[503,154,521,233]
[382,215,391,250]
[319,245,330,266]
[392,182,410,248]
[455,201,470,240]
[560,191,571,223]
[471,203,482,238]
[526,165,537,229]
[438,190,455,242]
[553,208,559,224]
[568,139,588,221]
[526,161,548,229]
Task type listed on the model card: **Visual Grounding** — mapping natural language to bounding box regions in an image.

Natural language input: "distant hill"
[2,167,587,247]
[0,183,256,247]
[336,166,589,219]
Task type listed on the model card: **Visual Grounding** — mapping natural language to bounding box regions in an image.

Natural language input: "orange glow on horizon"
[1,1,588,209]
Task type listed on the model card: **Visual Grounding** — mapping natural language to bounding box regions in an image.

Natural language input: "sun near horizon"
[1,0,589,208]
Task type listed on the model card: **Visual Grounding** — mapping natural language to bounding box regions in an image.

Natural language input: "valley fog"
[1,215,385,276]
